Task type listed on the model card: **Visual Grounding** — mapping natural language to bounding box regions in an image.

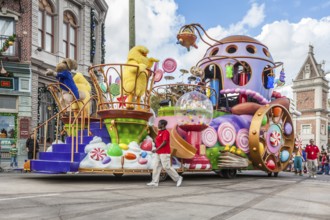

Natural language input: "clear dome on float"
[175,91,213,127]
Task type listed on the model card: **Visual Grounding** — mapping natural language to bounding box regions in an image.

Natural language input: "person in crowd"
[26,134,39,160]
[305,139,320,178]
[294,142,304,176]
[317,152,329,175]
[147,119,183,187]
[302,145,307,173]
[10,141,18,168]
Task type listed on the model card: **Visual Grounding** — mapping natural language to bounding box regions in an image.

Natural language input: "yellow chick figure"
[72,72,91,115]
[122,45,159,110]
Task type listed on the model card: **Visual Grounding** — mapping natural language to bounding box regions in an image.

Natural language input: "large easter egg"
[125,152,137,160]
[102,156,111,164]
[141,151,148,158]
[280,150,290,162]
[266,159,276,170]
[138,158,148,165]
[284,123,293,135]
[261,115,267,126]
[119,143,129,150]
[141,139,153,151]
[259,142,265,155]
[107,143,123,156]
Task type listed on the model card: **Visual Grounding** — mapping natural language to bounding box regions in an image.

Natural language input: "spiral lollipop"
[236,128,249,153]
[202,126,217,147]
[217,122,236,146]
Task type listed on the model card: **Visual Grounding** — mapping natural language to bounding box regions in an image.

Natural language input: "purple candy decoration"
[284,122,293,135]
[102,156,111,164]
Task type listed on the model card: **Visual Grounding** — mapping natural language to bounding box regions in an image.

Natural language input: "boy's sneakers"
[176,176,183,187]
[146,182,158,187]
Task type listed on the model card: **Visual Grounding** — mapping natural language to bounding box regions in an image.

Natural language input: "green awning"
[1,61,31,75]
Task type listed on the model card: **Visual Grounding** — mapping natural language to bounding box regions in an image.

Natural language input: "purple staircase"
[30,121,111,174]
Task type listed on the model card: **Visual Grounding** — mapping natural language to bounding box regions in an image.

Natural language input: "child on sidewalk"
[10,141,18,168]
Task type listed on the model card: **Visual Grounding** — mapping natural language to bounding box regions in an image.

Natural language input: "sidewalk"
[0,154,27,172]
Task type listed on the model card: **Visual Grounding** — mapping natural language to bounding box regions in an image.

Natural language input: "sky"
[104,0,330,97]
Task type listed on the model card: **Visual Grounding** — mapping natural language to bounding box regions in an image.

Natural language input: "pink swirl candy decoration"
[236,128,249,153]
[162,58,177,73]
[90,148,107,161]
[270,131,281,147]
[202,126,217,147]
[154,69,164,82]
[217,122,236,146]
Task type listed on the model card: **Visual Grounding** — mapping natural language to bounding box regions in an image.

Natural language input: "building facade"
[292,45,329,150]
[0,0,33,154]
[0,0,108,154]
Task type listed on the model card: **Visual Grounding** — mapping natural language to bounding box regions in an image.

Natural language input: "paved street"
[0,171,329,220]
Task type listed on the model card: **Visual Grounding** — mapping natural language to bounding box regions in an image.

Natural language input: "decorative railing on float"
[31,83,98,162]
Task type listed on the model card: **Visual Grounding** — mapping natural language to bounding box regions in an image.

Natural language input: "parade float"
[25,23,297,178]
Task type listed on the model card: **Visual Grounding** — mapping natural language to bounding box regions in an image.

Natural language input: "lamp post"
[129,0,135,50]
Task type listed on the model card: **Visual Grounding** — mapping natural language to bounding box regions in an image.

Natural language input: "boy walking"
[10,141,18,168]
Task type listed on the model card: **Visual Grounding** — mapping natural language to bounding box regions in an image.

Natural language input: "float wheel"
[150,172,168,182]
[220,169,237,179]
[249,104,295,173]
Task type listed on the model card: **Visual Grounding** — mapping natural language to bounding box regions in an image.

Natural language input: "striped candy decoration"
[90,148,107,161]
[217,122,236,146]
[236,128,249,153]
[270,131,281,147]
[184,163,211,170]
[202,126,217,147]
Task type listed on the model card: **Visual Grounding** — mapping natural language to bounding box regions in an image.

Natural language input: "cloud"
[104,0,330,90]
[256,17,330,84]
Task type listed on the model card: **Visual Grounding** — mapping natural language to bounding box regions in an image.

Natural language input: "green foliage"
[0,34,16,53]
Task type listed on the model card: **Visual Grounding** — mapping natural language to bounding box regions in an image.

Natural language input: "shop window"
[0,114,17,151]
[63,11,78,60]
[38,0,54,53]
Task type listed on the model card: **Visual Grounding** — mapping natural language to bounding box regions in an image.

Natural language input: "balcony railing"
[0,35,21,61]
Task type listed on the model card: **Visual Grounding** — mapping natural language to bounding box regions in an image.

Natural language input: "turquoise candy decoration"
[280,150,289,162]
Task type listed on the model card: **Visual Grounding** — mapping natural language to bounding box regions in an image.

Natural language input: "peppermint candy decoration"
[202,126,217,147]
[270,131,281,147]
[236,128,249,153]
[217,122,236,146]
[294,137,302,149]
[90,148,107,161]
